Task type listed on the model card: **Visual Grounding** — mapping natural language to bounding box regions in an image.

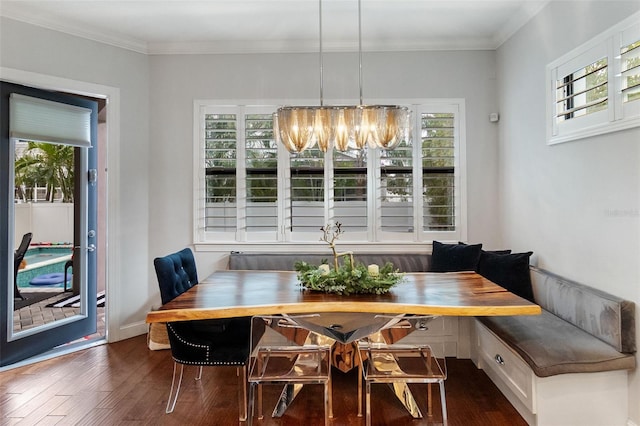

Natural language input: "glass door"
[0,81,98,366]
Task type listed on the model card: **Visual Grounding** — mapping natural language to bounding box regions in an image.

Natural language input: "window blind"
[9,93,92,147]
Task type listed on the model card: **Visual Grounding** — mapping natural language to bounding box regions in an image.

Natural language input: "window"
[245,113,278,236]
[203,111,237,233]
[620,22,640,120]
[547,12,640,144]
[621,40,640,103]
[195,100,465,246]
[555,58,608,123]
[422,113,455,232]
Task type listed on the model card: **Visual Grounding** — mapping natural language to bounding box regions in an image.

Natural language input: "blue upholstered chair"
[154,248,251,419]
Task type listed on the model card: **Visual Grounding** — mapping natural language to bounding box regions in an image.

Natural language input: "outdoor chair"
[63,258,73,292]
[13,232,32,300]
[154,247,251,419]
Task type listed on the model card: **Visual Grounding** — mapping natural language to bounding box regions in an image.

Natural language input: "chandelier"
[274,0,411,154]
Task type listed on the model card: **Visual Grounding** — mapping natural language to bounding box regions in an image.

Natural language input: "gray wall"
[1,15,501,343]
[496,1,640,422]
[148,49,501,278]
[1,16,151,340]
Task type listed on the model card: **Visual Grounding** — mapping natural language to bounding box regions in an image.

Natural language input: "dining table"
[145,269,541,323]
[146,269,541,419]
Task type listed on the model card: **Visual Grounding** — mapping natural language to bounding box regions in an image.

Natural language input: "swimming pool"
[17,246,73,288]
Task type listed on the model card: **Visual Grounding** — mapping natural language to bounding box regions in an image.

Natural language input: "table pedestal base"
[272,313,426,419]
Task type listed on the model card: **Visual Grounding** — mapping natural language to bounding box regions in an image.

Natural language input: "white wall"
[1,16,501,345]
[1,17,151,341]
[14,203,73,247]
[496,2,640,423]
[148,49,501,282]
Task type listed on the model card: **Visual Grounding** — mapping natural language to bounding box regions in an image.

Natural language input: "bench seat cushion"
[478,312,636,377]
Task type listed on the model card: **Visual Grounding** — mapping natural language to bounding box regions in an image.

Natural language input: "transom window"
[194,101,465,245]
[555,58,608,123]
[547,11,640,144]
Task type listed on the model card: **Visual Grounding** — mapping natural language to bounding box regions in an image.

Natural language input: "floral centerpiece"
[295,222,404,295]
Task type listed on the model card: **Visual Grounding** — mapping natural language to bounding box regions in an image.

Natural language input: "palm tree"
[14,142,74,202]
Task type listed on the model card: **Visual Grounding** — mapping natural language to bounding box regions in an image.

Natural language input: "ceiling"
[0,0,550,54]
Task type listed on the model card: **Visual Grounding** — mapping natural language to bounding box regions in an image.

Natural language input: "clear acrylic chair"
[357,315,448,426]
[248,314,333,426]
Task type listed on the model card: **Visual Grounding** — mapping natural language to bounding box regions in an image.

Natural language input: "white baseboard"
[111,321,148,342]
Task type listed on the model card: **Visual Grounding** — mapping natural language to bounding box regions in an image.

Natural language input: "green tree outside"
[14,142,74,202]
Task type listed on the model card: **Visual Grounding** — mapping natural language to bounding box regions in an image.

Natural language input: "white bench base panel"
[472,319,629,426]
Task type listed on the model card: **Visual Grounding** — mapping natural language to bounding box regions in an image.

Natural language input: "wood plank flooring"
[0,335,527,425]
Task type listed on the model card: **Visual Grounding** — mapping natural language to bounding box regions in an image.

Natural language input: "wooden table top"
[146,270,541,323]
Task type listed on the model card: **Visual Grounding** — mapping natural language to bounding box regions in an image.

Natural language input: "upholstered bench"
[472,266,636,426]
[228,251,431,273]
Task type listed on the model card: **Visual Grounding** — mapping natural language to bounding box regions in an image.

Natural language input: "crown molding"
[147,37,498,55]
[0,8,148,54]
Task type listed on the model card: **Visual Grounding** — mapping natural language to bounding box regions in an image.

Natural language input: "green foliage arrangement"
[295,256,404,295]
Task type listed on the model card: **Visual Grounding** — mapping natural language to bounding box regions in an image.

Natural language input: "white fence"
[14,203,74,249]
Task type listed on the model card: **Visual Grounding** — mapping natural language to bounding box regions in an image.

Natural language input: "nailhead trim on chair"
[167,323,245,366]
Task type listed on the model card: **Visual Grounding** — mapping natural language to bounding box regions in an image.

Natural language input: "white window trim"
[193,98,467,250]
[546,11,640,145]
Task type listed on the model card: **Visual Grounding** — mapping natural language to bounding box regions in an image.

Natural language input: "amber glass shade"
[275,105,410,154]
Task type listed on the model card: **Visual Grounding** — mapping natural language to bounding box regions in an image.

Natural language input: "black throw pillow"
[459,242,511,256]
[430,241,483,272]
[477,251,534,302]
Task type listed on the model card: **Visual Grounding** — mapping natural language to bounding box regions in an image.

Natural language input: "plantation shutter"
[245,113,278,235]
[555,58,608,122]
[333,148,368,233]
[290,147,325,233]
[621,39,640,104]
[379,139,414,233]
[204,112,237,232]
[422,112,455,231]
[195,101,466,245]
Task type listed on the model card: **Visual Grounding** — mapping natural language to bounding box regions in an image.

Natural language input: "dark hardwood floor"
[0,335,526,425]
